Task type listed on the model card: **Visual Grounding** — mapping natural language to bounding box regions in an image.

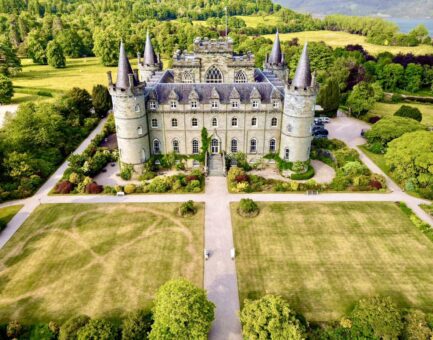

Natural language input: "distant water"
[387,18,433,35]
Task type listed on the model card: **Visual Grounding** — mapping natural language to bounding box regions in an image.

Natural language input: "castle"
[108,31,318,173]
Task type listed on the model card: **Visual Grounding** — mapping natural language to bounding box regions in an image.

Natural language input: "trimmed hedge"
[291,165,315,180]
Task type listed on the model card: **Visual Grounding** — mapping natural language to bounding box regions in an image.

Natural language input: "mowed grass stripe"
[0,203,204,323]
[232,202,433,321]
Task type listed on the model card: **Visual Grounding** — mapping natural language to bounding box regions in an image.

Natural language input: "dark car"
[313,128,329,136]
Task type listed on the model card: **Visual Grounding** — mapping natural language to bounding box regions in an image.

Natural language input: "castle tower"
[279,43,318,163]
[138,31,162,82]
[264,30,287,81]
[108,42,150,172]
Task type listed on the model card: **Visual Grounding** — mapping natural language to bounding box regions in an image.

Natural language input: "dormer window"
[272,100,279,109]
[191,101,197,109]
[211,101,219,109]
[171,101,177,109]
[252,100,260,109]
[231,101,239,109]
[149,101,157,110]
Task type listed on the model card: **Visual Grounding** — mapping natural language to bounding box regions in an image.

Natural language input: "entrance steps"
[208,155,225,177]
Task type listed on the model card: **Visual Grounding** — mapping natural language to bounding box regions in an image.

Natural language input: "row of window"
[152,100,280,110]
[151,117,279,128]
[152,138,278,154]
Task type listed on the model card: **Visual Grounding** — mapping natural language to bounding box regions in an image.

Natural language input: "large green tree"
[149,279,215,340]
[0,36,21,75]
[26,28,49,64]
[47,40,66,68]
[317,77,340,116]
[0,74,13,104]
[347,81,376,117]
[93,27,120,66]
[240,295,305,340]
[92,84,111,117]
[404,63,423,92]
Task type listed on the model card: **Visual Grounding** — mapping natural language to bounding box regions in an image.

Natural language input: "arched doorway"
[211,138,219,154]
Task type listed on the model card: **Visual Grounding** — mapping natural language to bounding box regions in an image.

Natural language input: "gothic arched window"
[212,117,218,127]
[192,139,199,154]
[153,139,161,154]
[205,65,223,83]
[231,139,238,153]
[250,138,257,153]
[234,70,247,83]
[182,71,194,83]
[271,117,278,127]
[269,138,276,153]
[172,139,180,153]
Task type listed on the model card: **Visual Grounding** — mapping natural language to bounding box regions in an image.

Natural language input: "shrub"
[124,184,137,194]
[235,174,249,183]
[120,166,132,180]
[85,182,103,194]
[140,171,157,181]
[77,319,117,340]
[103,186,116,194]
[59,315,91,340]
[235,182,250,193]
[185,180,201,192]
[121,309,152,340]
[238,198,259,217]
[334,147,360,167]
[55,181,74,194]
[148,177,171,193]
[391,93,403,103]
[228,167,245,183]
[342,161,369,177]
[179,200,197,217]
[29,323,56,340]
[394,105,422,122]
[69,172,81,184]
[402,309,432,340]
[366,142,384,154]
[291,165,315,180]
[7,320,22,338]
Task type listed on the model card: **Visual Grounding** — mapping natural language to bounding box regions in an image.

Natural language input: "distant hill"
[274,0,433,18]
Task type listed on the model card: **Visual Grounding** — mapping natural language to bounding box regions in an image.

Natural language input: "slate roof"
[268,30,283,65]
[144,30,157,65]
[292,43,312,88]
[116,41,138,89]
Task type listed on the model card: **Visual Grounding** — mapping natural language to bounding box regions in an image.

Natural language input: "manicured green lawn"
[235,14,281,28]
[232,202,433,321]
[0,205,23,227]
[368,102,433,127]
[0,203,204,323]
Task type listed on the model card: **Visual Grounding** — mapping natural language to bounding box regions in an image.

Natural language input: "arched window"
[212,117,218,127]
[271,117,278,127]
[284,148,290,160]
[137,126,143,136]
[287,124,292,132]
[171,118,178,127]
[251,117,257,127]
[191,117,198,127]
[250,138,257,153]
[182,71,194,83]
[192,139,199,154]
[205,65,223,83]
[153,139,161,154]
[231,139,238,153]
[269,138,276,153]
[231,117,238,127]
[234,70,247,83]
[172,139,180,153]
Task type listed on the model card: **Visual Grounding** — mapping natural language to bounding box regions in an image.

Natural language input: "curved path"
[0,115,432,340]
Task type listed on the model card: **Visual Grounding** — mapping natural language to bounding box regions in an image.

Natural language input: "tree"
[92,84,111,117]
[77,319,117,340]
[385,131,433,193]
[350,296,403,339]
[93,27,120,66]
[121,310,152,340]
[59,315,90,340]
[57,87,93,125]
[0,74,14,104]
[380,63,404,91]
[404,63,423,92]
[402,310,432,340]
[347,81,376,117]
[26,28,49,64]
[56,29,85,58]
[394,105,422,122]
[149,279,215,340]
[317,78,340,117]
[47,40,66,68]
[0,36,21,76]
[240,295,305,339]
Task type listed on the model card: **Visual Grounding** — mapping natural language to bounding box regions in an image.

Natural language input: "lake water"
[387,18,433,35]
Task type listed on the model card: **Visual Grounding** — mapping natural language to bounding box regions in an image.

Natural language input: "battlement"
[193,37,234,54]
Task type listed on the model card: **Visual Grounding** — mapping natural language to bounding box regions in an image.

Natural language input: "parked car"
[314,119,325,125]
[315,117,330,124]
[313,128,329,136]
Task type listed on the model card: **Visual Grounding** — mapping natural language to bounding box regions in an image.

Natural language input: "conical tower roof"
[116,41,135,89]
[268,30,282,64]
[292,42,312,88]
[144,30,157,65]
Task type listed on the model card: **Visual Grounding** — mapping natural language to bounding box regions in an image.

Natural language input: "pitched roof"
[144,30,157,65]
[268,30,282,65]
[250,87,262,100]
[292,43,312,89]
[116,41,137,89]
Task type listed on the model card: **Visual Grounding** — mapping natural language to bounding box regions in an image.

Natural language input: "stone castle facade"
[108,31,318,171]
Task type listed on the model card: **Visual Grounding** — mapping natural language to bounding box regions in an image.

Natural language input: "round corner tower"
[138,31,162,82]
[109,42,150,173]
[280,43,318,163]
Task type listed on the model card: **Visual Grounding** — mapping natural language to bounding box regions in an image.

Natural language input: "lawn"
[0,205,23,227]
[368,102,433,127]
[232,201,433,322]
[264,31,433,56]
[0,203,204,323]
[235,14,281,28]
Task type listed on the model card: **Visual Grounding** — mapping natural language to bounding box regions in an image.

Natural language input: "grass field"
[264,31,433,56]
[368,102,433,127]
[0,203,204,323]
[0,205,23,227]
[232,201,433,321]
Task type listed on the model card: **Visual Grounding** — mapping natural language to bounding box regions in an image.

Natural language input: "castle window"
[212,117,218,127]
[191,101,197,109]
[252,100,259,109]
[171,118,178,127]
[271,117,278,127]
[231,139,238,153]
[250,138,257,153]
[205,65,223,83]
[231,117,238,127]
[171,101,177,109]
[251,117,257,127]
[172,139,180,153]
[135,104,140,112]
[234,70,247,83]
[153,139,161,154]
[211,101,219,109]
[151,118,158,128]
[269,138,276,153]
[273,100,279,109]
[182,71,194,83]
[287,124,292,132]
[231,101,239,109]
[137,126,143,136]
[284,148,290,160]
[191,117,198,127]
[192,139,199,154]
[149,101,157,110]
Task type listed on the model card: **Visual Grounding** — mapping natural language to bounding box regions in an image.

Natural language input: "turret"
[109,42,150,173]
[279,43,318,163]
[138,30,163,82]
[264,30,288,81]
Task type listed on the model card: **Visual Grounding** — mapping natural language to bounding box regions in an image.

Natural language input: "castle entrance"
[211,139,219,154]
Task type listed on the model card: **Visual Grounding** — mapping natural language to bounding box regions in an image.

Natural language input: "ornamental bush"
[77,319,117,340]
[85,182,103,194]
[7,320,22,338]
[0,74,14,104]
[394,105,422,122]
[55,181,74,194]
[121,309,152,340]
[238,198,259,217]
[124,184,137,194]
[59,315,90,340]
[179,200,197,217]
